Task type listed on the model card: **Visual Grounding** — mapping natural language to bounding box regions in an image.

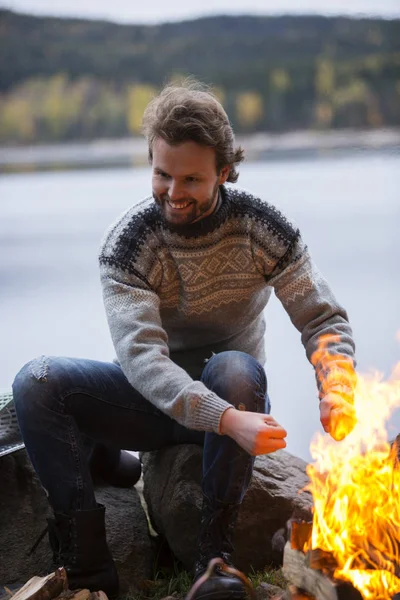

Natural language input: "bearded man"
[12,82,356,599]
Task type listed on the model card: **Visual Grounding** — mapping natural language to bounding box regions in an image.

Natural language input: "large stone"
[0,449,154,591]
[141,444,312,573]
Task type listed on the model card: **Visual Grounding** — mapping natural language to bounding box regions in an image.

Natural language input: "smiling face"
[151,138,230,227]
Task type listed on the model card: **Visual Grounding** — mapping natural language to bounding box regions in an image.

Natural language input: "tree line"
[0,10,399,143]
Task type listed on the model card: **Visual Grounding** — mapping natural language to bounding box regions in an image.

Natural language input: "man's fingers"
[263,415,279,425]
[263,416,287,434]
[320,395,357,438]
[330,406,357,441]
[253,437,287,456]
[270,438,286,450]
[261,423,287,438]
[319,402,331,427]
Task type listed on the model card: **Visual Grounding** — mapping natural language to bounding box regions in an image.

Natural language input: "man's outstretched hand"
[319,391,357,441]
[219,408,287,456]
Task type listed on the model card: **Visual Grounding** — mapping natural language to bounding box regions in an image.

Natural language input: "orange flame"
[307,335,400,599]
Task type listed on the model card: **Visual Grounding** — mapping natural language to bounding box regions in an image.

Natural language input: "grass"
[121,563,287,600]
[248,566,287,590]
[127,488,288,600]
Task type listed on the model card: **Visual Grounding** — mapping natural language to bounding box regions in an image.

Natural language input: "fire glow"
[307,335,400,599]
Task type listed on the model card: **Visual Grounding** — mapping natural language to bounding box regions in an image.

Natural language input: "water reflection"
[1,154,399,460]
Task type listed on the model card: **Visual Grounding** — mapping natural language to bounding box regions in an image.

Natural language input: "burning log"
[292,334,400,600]
[283,542,363,600]
[282,518,400,599]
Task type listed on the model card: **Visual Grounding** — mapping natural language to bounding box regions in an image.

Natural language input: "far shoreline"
[1,128,399,174]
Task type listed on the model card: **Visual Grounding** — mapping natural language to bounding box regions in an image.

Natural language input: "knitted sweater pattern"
[99,185,355,433]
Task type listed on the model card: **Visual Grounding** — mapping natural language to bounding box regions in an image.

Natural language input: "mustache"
[158,193,194,204]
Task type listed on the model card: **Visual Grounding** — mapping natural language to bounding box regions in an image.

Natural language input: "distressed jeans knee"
[201,350,269,414]
[12,355,101,513]
[28,354,50,382]
[12,355,64,425]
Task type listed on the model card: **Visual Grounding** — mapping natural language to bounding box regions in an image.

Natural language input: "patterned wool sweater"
[99,185,356,434]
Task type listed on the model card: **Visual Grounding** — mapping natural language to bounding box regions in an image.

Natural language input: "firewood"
[282,543,363,600]
[10,569,68,600]
[54,592,75,600]
[275,586,315,599]
[309,548,337,573]
[55,589,108,600]
[283,542,336,600]
[67,591,91,600]
[67,589,91,600]
[89,593,108,600]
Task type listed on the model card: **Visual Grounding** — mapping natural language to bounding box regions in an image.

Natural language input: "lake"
[1,153,399,460]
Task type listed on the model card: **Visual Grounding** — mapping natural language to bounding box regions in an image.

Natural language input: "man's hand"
[219,408,287,456]
[319,391,357,441]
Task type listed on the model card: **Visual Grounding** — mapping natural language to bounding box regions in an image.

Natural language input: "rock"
[255,582,285,599]
[0,449,154,591]
[141,445,312,573]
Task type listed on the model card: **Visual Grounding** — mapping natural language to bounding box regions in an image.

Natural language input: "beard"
[153,180,220,227]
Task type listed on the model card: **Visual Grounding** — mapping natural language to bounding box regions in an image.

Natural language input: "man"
[12,81,357,599]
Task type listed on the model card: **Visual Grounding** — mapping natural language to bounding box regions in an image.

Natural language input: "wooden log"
[283,584,315,599]
[64,591,91,600]
[309,548,337,573]
[282,543,363,600]
[57,592,108,600]
[10,569,68,600]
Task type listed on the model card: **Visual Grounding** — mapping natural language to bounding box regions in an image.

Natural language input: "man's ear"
[219,165,231,185]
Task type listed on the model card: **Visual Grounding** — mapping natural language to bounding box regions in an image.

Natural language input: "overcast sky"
[2,0,400,23]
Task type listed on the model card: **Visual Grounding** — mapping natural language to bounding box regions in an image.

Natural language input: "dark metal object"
[185,557,256,600]
[290,520,313,552]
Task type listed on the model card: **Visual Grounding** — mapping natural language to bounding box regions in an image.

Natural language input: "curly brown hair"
[142,80,244,183]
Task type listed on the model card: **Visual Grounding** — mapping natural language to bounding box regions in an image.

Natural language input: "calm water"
[1,154,399,460]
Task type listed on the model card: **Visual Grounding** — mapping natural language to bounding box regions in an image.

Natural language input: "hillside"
[1,10,399,142]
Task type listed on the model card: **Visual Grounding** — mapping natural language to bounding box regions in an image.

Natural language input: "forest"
[1,9,399,143]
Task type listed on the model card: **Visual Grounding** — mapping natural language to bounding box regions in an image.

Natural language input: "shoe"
[192,497,246,600]
[47,503,119,597]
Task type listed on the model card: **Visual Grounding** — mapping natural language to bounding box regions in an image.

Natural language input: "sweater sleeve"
[268,231,357,401]
[99,260,232,433]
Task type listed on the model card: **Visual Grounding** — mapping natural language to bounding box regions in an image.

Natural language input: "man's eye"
[158,172,169,178]
[186,177,198,183]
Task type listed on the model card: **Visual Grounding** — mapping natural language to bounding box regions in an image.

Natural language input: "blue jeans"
[12,351,270,514]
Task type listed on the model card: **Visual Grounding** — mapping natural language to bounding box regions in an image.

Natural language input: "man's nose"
[168,180,185,201]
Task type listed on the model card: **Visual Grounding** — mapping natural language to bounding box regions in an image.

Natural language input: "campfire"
[282,335,400,600]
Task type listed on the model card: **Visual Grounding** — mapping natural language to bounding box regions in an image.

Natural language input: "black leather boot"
[192,497,247,600]
[47,504,119,597]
